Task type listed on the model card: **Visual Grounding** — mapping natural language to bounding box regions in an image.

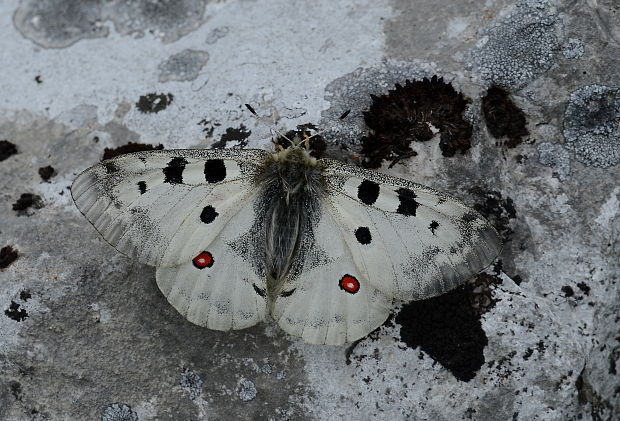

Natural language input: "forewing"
[71,149,269,267]
[272,199,392,345]
[321,159,502,301]
[156,190,268,330]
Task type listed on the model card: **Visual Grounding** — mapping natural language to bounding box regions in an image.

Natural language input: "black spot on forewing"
[163,157,188,184]
[204,159,226,183]
[137,181,147,194]
[354,227,372,245]
[252,284,266,297]
[357,180,380,205]
[429,220,439,234]
[396,188,418,216]
[200,205,218,224]
[280,288,296,297]
[104,162,119,174]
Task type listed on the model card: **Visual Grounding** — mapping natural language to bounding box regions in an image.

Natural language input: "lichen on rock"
[563,84,620,168]
[473,0,562,89]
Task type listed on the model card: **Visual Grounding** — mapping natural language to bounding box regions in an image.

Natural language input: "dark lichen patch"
[0,245,19,269]
[522,348,534,360]
[576,282,590,295]
[0,140,18,161]
[19,290,32,301]
[102,142,164,160]
[360,76,472,168]
[38,165,56,181]
[396,284,487,382]
[482,85,529,148]
[469,186,516,241]
[5,301,28,322]
[563,84,620,168]
[211,125,251,149]
[470,273,503,315]
[561,285,575,297]
[274,124,326,158]
[12,193,44,215]
[198,119,220,139]
[136,93,174,114]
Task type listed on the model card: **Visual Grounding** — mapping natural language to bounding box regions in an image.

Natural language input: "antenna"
[245,104,294,146]
[300,109,351,145]
[244,104,352,149]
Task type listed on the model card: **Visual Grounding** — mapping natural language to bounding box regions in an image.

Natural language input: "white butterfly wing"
[156,191,268,330]
[272,199,392,345]
[71,149,269,267]
[320,159,502,301]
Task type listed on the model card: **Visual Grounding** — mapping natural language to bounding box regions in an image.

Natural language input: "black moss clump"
[396,284,488,382]
[0,245,19,268]
[361,75,473,168]
[482,85,529,148]
[102,142,164,160]
[38,165,56,181]
[136,92,174,113]
[211,125,252,149]
[0,140,18,161]
[12,193,44,215]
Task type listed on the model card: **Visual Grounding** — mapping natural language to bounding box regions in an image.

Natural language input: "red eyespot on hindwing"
[192,251,214,269]
[339,274,360,294]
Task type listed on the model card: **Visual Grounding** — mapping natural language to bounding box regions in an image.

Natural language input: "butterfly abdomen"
[259,147,326,297]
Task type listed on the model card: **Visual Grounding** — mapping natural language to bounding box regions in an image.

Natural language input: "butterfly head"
[270,141,318,167]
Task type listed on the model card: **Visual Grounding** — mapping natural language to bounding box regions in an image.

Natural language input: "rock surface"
[1,0,618,420]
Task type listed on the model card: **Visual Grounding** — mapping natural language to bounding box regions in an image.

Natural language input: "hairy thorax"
[257,146,325,298]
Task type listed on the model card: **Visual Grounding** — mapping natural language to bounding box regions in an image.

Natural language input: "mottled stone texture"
[1,0,618,420]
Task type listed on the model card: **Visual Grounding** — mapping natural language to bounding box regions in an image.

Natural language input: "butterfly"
[71,108,502,345]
